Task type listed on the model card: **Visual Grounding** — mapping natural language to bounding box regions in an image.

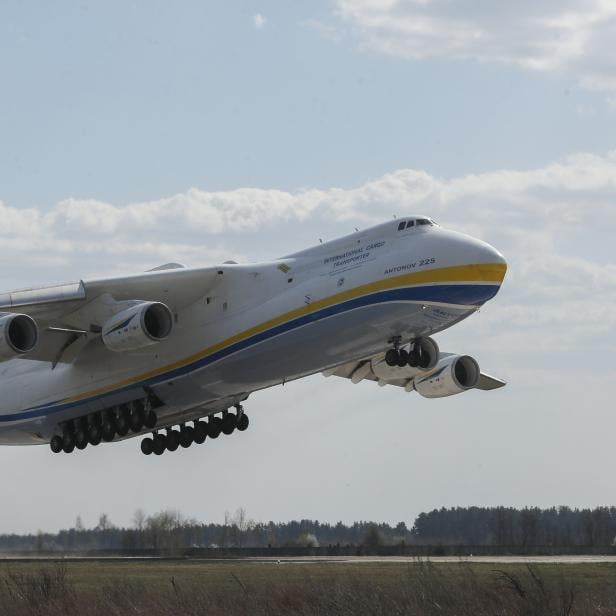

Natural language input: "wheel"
[237,413,249,432]
[116,414,130,436]
[385,349,399,366]
[140,438,153,455]
[102,421,116,442]
[75,429,88,450]
[419,349,431,369]
[130,407,145,432]
[193,421,207,444]
[222,413,237,435]
[180,426,194,448]
[152,435,165,455]
[144,410,157,429]
[397,349,409,367]
[62,431,75,453]
[88,425,102,446]
[207,416,222,439]
[407,349,420,367]
[166,430,180,452]
[50,435,63,453]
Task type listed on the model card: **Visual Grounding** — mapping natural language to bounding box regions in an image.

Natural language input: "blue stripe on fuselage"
[0,283,499,423]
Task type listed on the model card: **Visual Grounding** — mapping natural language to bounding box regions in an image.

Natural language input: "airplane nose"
[470,237,507,284]
[478,240,506,266]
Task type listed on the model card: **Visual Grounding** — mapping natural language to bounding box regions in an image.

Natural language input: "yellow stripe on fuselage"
[63,262,506,405]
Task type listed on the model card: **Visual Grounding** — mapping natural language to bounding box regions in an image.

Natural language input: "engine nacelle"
[0,313,39,359]
[414,355,480,398]
[102,302,173,352]
[372,337,440,381]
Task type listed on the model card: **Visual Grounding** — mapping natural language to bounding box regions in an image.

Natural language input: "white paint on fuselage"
[0,220,506,444]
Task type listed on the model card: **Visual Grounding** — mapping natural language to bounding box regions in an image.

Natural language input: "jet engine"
[0,313,39,359]
[102,302,173,352]
[414,354,480,398]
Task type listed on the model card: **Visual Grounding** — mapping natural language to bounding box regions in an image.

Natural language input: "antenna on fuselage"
[319,238,323,243]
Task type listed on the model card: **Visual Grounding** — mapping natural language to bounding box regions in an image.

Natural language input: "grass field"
[1,558,616,614]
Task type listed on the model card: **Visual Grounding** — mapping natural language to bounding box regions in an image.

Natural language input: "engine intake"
[0,313,39,358]
[102,302,173,352]
[414,355,480,398]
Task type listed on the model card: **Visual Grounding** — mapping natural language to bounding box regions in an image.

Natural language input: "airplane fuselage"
[0,218,506,446]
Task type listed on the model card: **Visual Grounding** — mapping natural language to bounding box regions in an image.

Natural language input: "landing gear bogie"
[138,407,251,455]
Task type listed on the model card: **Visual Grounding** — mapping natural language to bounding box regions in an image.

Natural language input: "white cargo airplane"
[0,217,506,455]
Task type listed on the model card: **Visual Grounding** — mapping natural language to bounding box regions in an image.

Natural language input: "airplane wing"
[0,265,225,365]
[323,352,506,395]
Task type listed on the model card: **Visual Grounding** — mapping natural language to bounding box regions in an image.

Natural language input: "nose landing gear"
[385,338,434,369]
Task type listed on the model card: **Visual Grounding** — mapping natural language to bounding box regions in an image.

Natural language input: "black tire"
[397,349,409,367]
[222,413,237,435]
[116,415,130,436]
[208,416,222,439]
[75,430,88,450]
[62,432,75,452]
[237,414,249,432]
[50,435,63,453]
[385,349,399,366]
[102,421,116,442]
[180,426,194,448]
[419,350,431,369]
[88,425,102,446]
[141,438,153,455]
[144,410,157,429]
[152,435,166,455]
[166,430,180,452]
[407,350,420,367]
[130,408,145,432]
[193,421,207,444]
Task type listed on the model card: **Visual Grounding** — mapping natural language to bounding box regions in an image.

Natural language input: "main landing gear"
[140,405,250,456]
[49,398,158,454]
[385,339,432,369]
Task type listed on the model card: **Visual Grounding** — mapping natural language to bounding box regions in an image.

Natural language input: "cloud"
[253,13,266,29]
[333,0,616,92]
[1,150,615,366]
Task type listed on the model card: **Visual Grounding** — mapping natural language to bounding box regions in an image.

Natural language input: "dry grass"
[0,559,615,615]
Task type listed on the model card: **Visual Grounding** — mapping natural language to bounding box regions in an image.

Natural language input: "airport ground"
[1,557,616,614]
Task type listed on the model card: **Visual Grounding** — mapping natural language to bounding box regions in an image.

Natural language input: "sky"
[0,0,615,535]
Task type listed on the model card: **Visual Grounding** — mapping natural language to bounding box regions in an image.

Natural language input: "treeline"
[411,507,616,547]
[3,506,616,553]
[0,509,411,553]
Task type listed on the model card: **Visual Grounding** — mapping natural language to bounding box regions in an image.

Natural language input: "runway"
[2,555,616,564]
[220,555,616,565]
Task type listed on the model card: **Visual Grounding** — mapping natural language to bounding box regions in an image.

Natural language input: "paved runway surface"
[3,555,616,564]
[230,556,616,565]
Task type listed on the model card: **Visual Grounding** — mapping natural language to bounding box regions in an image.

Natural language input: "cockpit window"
[417,218,432,226]
[397,221,406,231]
[406,220,415,228]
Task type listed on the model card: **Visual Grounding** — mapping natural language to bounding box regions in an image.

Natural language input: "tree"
[363,525,385,551]
[234,508,254,548]
[97,513,112,531]
[133,509,146,531]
